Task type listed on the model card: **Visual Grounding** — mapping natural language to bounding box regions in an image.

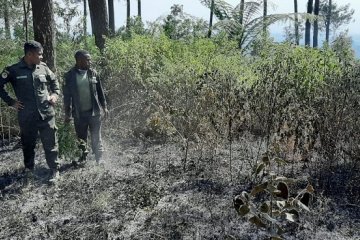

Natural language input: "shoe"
[78,151,88,163]
[23,168,34,185]
[49,169,60,183]
[95,152,104,165]
[72,159,78,167]
[96,158,104,165]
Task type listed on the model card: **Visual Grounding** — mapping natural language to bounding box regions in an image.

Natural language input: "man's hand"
[103,108,109,119]
[11,100,24,111]
[64,116,71,124]
[48,94,58,105]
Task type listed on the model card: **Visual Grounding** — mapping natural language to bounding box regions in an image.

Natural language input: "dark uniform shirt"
[0,59,60,120]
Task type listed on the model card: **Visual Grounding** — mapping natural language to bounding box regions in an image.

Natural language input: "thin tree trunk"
[31,0,56,71]
[108,0,115,34]
[138,0,141,19]
[4,0,11,39]
[239,0,245,25]
[294,0,299,45]
[313,0,320,48]
[325,0,332,43]
[83,0,88,47]
[208,0,214,38]
[126,0,130,31]
[304,0,313,46]
[88,0,109,51]
[263,0,267,34]
[238,0,245,48]
[23,0,30,41]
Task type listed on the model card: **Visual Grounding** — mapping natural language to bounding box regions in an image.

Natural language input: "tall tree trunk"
[313,0,320,48]
[126,0,130,32]
[239,0,245,25]
[208,0,214,38]
[83,0,88,47]
[108,0,115,34]
[137,0,141,19]
[31,0,56,71]
[263,0,267,34]
[325,0,332,43]
[238,0,245,49]
[304,0,313,46]
[294,0,299,45]
[3,0,11,39]
[88,0,109,51]
[23,0,31,41]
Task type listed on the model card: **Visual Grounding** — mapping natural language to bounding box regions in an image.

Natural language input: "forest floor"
[0,134,359,240]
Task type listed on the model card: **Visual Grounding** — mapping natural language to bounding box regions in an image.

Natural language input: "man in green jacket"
[0,41,60,182]
[63,50,108,164]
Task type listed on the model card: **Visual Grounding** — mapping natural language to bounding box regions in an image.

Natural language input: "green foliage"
[319,2,355,33]
[0,40,22,69]
[0,40,22,137]
[234,154,314,239]
[162,4,208,40]
[200,0,292,51]
[0,0,27,40]
[103,35,252,143]
[200,0,233,20]
[330,32,356,61]
[54,0,82,39]
[116,16,148,39]
[57,122,80,160]
[248,43,342,152]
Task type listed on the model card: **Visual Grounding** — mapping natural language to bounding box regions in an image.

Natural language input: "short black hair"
[75,50,90,60]
[24,40,43,55]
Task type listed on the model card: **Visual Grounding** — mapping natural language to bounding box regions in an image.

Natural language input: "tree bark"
[31,0,56,71]
[304,0,313,46]
[263,0,267,34]
[325,0,332,43]
[83,0,88,47]
[239,0,245,25]
[88,0,109,51]
[138,0,141,19]
[83,0,87,36]
[294,0,299,45]
[108,0,115,34]
[3,0,11,39]
[126,0,130,31]
[313,0,320,48]
[208,0,215,38]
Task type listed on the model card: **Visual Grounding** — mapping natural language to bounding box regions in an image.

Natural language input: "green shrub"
[234,154,314,240]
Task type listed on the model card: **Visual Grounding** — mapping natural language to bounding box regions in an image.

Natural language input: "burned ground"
[1,134,359,240]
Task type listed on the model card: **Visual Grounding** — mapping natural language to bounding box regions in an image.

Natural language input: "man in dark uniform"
[63,50,108,164]
[0,41,60,182]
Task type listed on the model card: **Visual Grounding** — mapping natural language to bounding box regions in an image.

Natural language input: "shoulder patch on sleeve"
[1,69,9,78]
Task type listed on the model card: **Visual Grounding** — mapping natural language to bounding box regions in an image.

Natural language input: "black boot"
[78,150,88,163]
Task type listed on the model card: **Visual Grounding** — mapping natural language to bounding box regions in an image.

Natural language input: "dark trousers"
[74,112,103,160]
[18,112,59,170]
